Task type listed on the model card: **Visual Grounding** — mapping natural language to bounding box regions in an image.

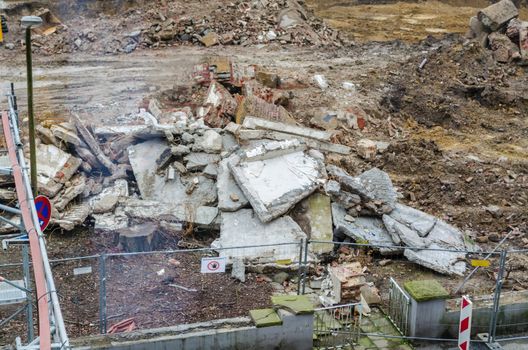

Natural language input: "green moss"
[404,280,449,302]
[249,308,282,328]
[271,295,314,314]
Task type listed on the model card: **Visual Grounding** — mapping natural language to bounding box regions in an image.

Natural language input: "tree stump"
[117,222,160,252]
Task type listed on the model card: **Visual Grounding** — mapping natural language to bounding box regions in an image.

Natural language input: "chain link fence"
[2,240,528,347]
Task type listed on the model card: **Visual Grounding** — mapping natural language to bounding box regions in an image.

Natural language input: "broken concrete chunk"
[56,203,92,231]
[404,245,466,276]
[519,22,528,62]
[52,174,87,212]
[241,139,304,162]
[212,209,307,262]
[292,193,333,254]
[192,130,223,153]
[93,208,129,233]
[385,204,435,237]
[148,98,163,119]
[203,163,218,179]
[488,32,521,63]
[36,125,59,146]
[51,125,84,147]
[89,179,128,214]
[357,139,377,160]
[231,258,246,282]
[36,144,82,197]
[478,0,518,31]
[184,153,221,171]
[129,140,217,206]
[243,116,334,142]
[217,157,249,212]
[230,146,326,223]
[200,32,220,47]
[235,95,296,125]
[332,203,397,255]
[203,81,238,128]
[222,133,239,154]
[123,198,218,228]
[171,145,191,157]
[383,215,427,248]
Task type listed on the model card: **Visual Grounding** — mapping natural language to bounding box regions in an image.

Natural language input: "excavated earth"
[0,0,527,344]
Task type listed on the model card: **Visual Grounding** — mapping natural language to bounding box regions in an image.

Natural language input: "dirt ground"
[0,0,527,346]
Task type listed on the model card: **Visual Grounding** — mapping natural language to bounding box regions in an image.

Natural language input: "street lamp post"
[21,16,43,197]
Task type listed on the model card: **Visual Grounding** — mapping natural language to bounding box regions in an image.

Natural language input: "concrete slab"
[332,203,397,255]
[212,209,306,262]
[217,156,249,212]
[404,244,466,276]
[229,146,325,223]
[243,116,334,142]
[129,140,217,207]
[123,198,219,228]
[292,193,333,254]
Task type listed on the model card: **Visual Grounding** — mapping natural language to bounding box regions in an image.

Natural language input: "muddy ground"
[0,0,527,345]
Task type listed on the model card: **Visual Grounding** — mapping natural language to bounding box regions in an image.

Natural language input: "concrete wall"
[73,312,314,350]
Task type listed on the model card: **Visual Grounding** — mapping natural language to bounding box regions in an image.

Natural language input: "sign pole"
[458,295,473,350]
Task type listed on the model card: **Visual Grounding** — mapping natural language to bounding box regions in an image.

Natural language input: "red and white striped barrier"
[458,295,473,350]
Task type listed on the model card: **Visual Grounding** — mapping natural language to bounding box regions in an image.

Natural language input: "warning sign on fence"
[201,257,227,273]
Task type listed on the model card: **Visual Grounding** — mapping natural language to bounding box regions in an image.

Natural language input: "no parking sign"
[200,257,227,273]
[34,195,51,231]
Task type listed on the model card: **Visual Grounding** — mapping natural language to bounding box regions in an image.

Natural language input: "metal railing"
[388,277,410,336]
[313,302,362,349]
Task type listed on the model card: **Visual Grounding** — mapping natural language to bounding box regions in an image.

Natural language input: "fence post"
[488,250,507,343]
[22,244,33,341]
[297,239,304,296]
[302,239,309,294]
[98,254,107,334]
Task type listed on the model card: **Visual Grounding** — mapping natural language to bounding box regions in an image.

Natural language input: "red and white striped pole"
[458,295,473,350]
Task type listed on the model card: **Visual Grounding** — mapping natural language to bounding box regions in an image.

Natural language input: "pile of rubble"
[0,57,476,278]
[2,0,345,54]
[467,0,528,64]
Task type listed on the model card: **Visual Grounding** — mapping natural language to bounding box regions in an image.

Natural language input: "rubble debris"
[478,0,518,32]
[229,141,326,222]
[292,193,333,254]
[36,125,59,147]
[54,203,92,231]
[51,124,84,147]
[327,165,398,215]
[199,32,220,47]
[212,209,307,262]
[332,203,397,255]
[36,144,82,197]
[184,152,222,171]
[129,140,217,206]
[235,94,296,125]
[192,130,223,153]
[72,113,117,174]
[202,81,238,128]
[123,198,219,229]
[360,284,381,305]
[328,262,366,303]
[217,156,249,212]
[107,318,137,334]
[52,174,87,212]
[117,222,161,252]
[488,32,521,63]
[89,179,128,214]
[404,245,466,276]
[243,116,334,142]
[93,208,129,233]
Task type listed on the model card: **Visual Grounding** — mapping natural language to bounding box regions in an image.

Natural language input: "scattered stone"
[203,81,238,128]
[203,163,218,179]
[488,233,501,242]
[171,145,191,157]
[357,139,377,160]
[313,75,328,90]
[488,32,521,63]
[273,272,289,284]
[200,32,220,47]
[236,94,296,125]
[360,284,381,305]
[89,179,128,214]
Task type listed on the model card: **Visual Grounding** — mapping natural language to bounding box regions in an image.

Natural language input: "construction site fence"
[1,241,527,346]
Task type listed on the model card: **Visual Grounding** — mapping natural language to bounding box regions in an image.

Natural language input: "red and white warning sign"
[201,257,227,273]
[458,295,473,350]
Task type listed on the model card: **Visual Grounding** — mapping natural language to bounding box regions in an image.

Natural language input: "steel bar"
[23,244,34,341]
[0,203,22,215]
[489,250,507,343]
[296,239,303,296]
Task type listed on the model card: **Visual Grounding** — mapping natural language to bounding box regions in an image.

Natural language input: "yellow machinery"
[0,14,7,43]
